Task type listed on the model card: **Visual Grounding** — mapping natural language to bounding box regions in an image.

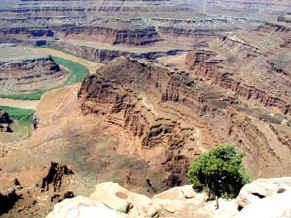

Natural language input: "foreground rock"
[236,177,291,209]
[47,178,291,218]
[236,191,291,218]
[46,197,125,218]
[46,182,239,218]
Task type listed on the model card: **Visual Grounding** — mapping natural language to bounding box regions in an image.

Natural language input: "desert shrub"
[187,144,250,208]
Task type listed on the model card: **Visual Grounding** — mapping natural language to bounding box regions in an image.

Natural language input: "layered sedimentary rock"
[78,55,291,184]
[0,44,66,93]
[185,23,291,116]
[57,25,161,46]
[78,57,197,187]
[185,49,291,116]
[158,26,236,42]
[46,40,185,62]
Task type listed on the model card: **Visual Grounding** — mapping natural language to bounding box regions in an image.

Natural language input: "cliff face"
[0,27,54,38]
[185,49,290,116]
[58,26,161,46]
[78,57,196,187]
[158,26,233,41]
[46,40,184,63]
[78,56,291,183]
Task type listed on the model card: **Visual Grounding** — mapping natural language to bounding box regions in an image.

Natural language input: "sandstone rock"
[153,185,194,200]
[89,182,160,218]
[236,191,291,218]
[46,182,240,218]
[46,196,126,218]
[236,177,291,209]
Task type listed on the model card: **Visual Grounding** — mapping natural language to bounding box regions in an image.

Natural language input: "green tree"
[187,144,250,209]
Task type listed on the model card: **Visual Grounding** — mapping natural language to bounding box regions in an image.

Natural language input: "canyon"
[0,44,66,93]
[0,0,291,217]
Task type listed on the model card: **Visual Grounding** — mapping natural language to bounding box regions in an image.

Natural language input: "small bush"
[187,144,250,206]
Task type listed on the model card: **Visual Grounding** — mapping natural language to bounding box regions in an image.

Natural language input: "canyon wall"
[46,41,184,62]
[78,56,291,186]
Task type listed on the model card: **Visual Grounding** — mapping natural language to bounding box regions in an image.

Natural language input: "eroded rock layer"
[0,44,66,93]
[79,54,291,182]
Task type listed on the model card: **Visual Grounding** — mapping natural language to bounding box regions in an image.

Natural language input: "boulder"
[236,177,291,209]
[89,182,160,218]
[46,196,126,218]
[236,191,291,218]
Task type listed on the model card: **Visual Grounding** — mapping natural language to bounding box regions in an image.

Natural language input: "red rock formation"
[78,57,203,187]
[58,26,161,46]
[41,162,74,192]
[185,48,291,116]
[78,56,291,182]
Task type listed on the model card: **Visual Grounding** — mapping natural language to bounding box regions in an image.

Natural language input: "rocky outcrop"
[0,181,22,216]
[158,26,234,41]
[46,40,184,63]
[0,109,13,132]
[46,178,291,218]
[0,27,54,38]
[0,45,66,93]
[236,177,291,218]
[236,177,291,209]
[46,197,126,218]
[46,182,239,218]
[78,57,196,187]
[47,41,134,62]
[0,162,75,217]
[41,161,74,192]
[58,25,161,46]
[185,48,291,116]
[78,55,291,185]
[236,191,291,218]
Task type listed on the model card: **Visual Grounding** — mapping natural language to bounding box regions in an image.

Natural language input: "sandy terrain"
[33,47,102,75]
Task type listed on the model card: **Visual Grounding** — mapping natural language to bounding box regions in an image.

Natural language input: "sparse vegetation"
[187,144,251,209]
[0,56,89,100]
